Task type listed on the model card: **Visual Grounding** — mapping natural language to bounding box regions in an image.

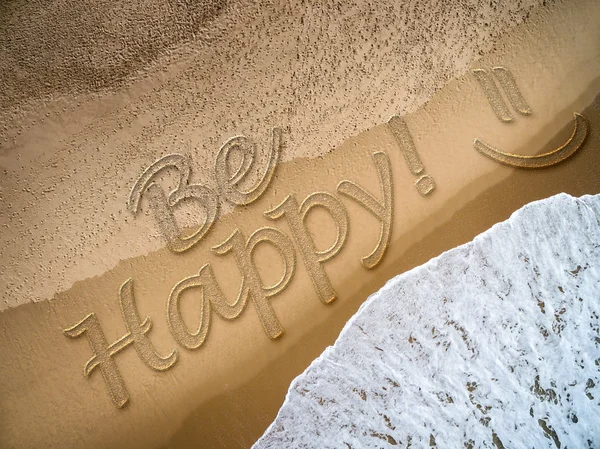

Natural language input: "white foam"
[255,193,600,448]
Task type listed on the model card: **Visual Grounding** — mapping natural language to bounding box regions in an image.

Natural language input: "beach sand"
[1,0,599,448]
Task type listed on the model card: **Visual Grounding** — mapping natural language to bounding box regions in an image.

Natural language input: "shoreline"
[2,1,600,447]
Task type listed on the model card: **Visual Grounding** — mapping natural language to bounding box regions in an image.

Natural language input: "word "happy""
[64,133,393,408]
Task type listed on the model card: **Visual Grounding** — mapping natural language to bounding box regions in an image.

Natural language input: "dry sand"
[1,0,600,448]
[0,0,550,310]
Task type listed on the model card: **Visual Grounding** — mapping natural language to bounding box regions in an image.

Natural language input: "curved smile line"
[473,112,589,168]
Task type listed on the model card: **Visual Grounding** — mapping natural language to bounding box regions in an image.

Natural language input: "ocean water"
[255,193,600,449]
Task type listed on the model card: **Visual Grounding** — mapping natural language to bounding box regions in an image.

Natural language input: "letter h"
[63,279,178,408]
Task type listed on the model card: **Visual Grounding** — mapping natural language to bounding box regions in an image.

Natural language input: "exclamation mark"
[388,115,436,196]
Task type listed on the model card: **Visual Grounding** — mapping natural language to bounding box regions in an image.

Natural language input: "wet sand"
[1,0,600,448]
[156,91,600,449]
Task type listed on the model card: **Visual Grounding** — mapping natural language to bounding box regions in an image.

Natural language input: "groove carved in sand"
[473,66,532,123]
[128,128,283,253]
[387,116,437,196]
[66,150,392,408]
[474,113,589,168]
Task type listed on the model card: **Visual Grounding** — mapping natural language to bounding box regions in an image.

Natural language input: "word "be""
[127,129,283,253]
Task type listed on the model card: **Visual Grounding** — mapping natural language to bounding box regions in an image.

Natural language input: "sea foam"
[255,193,600,448]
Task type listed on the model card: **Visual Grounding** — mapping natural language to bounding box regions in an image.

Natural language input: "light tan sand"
[1,0,600,448]
[0,0,550,311]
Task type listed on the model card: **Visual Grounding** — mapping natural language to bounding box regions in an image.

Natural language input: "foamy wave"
[255,193,600,448]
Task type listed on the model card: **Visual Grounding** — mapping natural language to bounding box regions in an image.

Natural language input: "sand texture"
[1,0,600,448]
[1,0,551,310]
